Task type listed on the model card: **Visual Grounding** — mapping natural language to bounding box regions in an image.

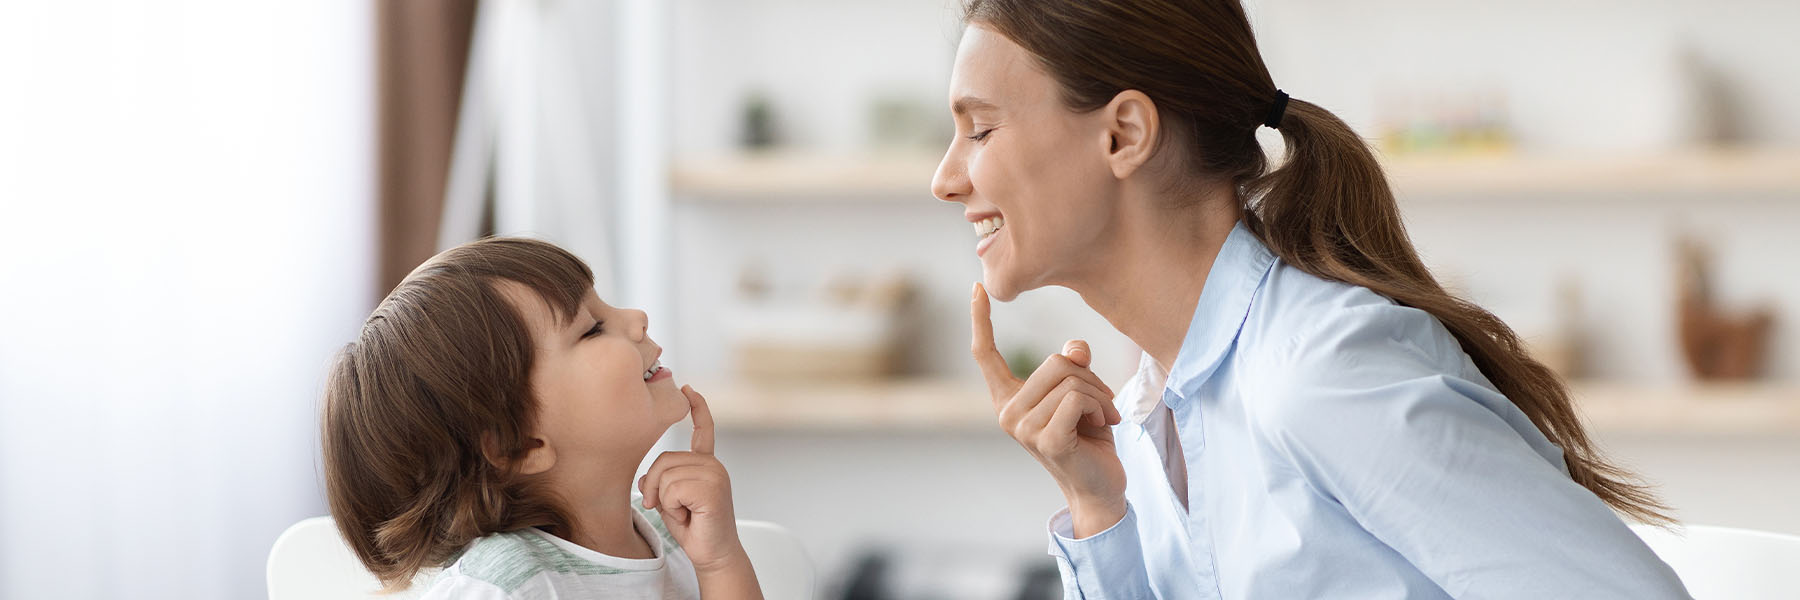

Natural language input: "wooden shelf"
[1571,382,1800,435]
[672,152,940,200]
[700,378,993,431]
[671,150,1800,201]
[1385,149,1800,197]
[700,378,1800,435]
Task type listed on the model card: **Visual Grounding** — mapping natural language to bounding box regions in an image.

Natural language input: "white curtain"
[441,0,663,309]
[0,2,374,599]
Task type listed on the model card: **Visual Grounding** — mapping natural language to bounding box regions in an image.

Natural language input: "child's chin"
[652,389,691,426]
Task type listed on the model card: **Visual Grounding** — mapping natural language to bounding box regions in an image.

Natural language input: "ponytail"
[1246,98,1671,524]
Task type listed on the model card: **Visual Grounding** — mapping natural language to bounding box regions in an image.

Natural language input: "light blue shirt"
[1047,222,1689,599]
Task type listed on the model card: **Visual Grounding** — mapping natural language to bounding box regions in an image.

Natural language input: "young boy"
[321,237,762,599]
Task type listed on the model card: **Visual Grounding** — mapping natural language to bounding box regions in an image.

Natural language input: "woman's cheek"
[966,142,998,195]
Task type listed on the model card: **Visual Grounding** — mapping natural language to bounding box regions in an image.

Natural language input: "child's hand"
[639,385,749,575]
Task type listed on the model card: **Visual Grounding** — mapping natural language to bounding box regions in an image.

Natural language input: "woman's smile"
[974,214,1006,256]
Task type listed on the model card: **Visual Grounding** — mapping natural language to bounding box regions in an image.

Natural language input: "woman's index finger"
[971,282,1021,402]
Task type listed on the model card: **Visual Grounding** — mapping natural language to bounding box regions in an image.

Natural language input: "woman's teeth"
[973,216,1004,239]
[643,359,663,381]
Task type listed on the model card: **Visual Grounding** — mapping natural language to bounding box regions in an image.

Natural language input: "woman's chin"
[981,264,1033,302]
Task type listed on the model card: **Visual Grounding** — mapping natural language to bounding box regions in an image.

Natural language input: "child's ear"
[480,432,556,476]
[515,437,555,476]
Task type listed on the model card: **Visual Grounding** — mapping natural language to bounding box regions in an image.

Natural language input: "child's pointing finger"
[682,384,715,455]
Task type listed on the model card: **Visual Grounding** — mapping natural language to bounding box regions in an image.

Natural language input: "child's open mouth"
[643,359,671,383]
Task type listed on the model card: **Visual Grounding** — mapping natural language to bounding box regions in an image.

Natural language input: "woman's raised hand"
[970,283,1129,537]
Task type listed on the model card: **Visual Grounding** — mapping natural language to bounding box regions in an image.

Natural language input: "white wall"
[1251,0,1800,150]
[0,2,373,598]
[1598,433,1800,536]
[671,0,1800,155]
[670,0,962,156]
[718,430,1068,596]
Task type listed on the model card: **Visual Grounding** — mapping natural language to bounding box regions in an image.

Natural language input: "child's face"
[501,283,690,474]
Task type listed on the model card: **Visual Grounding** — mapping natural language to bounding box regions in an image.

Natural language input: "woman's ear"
[481,432,556,476]
[1100,89,1160,180]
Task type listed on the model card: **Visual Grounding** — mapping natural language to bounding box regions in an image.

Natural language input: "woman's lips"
[973,214,1004,258]
[976,225,1002,257]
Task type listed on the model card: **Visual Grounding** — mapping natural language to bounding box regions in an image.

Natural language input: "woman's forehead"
[950,25,1056,114]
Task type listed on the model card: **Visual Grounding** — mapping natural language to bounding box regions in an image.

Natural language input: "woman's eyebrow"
[952,96,998,116]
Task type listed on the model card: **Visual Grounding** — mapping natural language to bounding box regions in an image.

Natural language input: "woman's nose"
[932,146,970,203]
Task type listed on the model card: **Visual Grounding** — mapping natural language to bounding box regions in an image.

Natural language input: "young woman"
[933,0,1691,598]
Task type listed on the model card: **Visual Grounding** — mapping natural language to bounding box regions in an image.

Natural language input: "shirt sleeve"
[1253,304,1691,599]
[1046,504,1157,600]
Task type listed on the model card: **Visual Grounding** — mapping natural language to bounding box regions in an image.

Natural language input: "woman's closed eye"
[967,127,995,142]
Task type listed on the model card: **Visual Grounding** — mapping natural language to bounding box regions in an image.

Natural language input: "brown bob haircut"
[321,237,595,588]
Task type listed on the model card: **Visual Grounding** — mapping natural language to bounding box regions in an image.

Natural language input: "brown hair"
[322,237,597,589]
[964,0,1669,523]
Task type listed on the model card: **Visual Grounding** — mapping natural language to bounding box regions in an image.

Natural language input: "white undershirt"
[1121,352,1188,510]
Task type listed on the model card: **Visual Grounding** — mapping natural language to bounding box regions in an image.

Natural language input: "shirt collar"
[1163,220,1277,404]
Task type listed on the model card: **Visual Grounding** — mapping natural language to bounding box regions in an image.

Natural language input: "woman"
[932,1,1691,598]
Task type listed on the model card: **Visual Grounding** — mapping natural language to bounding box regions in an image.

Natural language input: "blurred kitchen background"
[2,0,1797,599]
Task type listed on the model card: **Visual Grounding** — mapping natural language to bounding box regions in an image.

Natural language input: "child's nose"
[628,309,649,341]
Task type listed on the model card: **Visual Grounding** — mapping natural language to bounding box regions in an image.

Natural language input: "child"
[322,237,763,599]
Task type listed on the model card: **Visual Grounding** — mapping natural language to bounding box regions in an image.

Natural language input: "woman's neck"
[1068,183,1239,373]
[555,465,656,559]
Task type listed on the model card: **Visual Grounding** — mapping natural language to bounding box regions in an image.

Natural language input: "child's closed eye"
[582,321,605,339]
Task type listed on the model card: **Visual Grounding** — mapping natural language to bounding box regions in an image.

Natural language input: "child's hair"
[321,237,595,589]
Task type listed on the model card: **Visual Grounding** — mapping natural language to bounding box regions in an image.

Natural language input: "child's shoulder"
[430,528,636,597]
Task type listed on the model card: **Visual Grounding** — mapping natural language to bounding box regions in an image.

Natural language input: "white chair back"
[267,516,813,599]
[1631,523,1800,599]
[736,519,816,599]
[266,517,431,600]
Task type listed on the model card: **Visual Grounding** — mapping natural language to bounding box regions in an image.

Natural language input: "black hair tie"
[1263,89,1290,129]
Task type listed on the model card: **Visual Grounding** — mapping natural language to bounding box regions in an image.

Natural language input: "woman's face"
[933,25,1119,301]
[502,284,689,473]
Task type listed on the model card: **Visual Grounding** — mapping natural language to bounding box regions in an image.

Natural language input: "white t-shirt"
[421,504,699,600]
